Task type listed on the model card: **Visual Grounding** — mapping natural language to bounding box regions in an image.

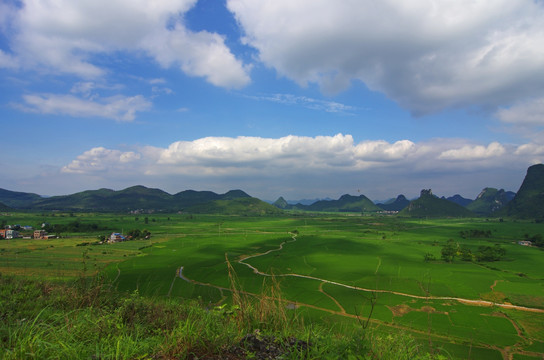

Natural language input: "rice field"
[1,212,543,359]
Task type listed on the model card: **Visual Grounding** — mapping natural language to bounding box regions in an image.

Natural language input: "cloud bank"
[1,0,250,88]
[58,134,540,199]
[228,0,544,116]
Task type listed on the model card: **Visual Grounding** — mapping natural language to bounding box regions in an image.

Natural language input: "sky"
[1,0,544,202]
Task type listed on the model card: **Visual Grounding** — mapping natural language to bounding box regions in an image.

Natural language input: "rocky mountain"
[466,188,515,215]
[501,164,544,219]
[376,195,410,212]
[399,189,474,218]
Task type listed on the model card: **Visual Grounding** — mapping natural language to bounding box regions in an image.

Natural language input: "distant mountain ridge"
[376,195,410,212]
[399,189,474,218]
[290,194,382,213]
[0,186,278,214]
[443,194,474,207]
[466,188,515,215]
[0,188,43,208]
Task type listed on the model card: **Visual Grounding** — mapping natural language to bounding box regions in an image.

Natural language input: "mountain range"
[0,185,280,215]
[1,164,542,218]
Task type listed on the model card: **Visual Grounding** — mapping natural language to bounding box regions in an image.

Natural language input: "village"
[0,223,148,244]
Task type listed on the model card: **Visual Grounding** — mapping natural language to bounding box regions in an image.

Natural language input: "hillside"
[0,186,268,213]
[186,197,282,215]
[466,187,515,215]
[295,194,382,213]
[0,188,43,208]
[501,164,544,219]
[0,201,12,211]
[444,194,473,207]
[399,189,474,218]
[272,196,290,209]
[376,194,410,211]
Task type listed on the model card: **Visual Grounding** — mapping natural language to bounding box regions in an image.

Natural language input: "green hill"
[377,194,410,211]
[444,194,473,207]
[466,188,515,215]
[399,189,474,218]
[32,186,172,212]
[185,197,282,215]
[501,164,544,219]
[0,188,43,208]
[296,194,382,213]
[272,196,290,209]
[0,201,12,211]
[13,186,256,213]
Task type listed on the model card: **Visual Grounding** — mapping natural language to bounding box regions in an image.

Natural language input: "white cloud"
[5,0,249,88]
[245,93,355,113]
[439,142,506,160]
[61,135,521,177]
[495,98,544,126]
[47,135,539,199]
[515,143,544,156]
[354,140,416,161]
[62,147,143,174]
[0,50,18,69]
[17,93,151,121]
[228,0,544,115]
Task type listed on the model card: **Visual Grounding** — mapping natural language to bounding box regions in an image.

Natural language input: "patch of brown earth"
[389,304,448,317]
[480,291,508,303]
[388,304,414,317]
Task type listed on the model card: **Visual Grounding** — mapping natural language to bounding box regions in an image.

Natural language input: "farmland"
[1,212,543,359]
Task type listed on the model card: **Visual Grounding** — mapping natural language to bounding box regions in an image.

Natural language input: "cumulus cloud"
[227,0,544,115]
[54,134,538,198]
[17,93,152,121]
[61,134,523,177]
[495,98,544,126]
[62,147,143,174]
[439,142,506,160]
[4,0,249,88]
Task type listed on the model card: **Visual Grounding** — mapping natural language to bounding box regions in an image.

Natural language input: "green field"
[1,212,543,359]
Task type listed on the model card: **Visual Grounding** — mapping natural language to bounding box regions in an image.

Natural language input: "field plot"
[1,212,543,359]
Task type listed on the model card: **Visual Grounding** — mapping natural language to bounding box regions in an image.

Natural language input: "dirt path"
[319,281,346,313]
[236,234,544,314]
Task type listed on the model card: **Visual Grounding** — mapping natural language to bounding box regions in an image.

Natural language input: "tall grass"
[0,272,448,359]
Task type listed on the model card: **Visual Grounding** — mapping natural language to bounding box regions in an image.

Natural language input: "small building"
[5,229,19,239]
[0,229,6,239]
[34,230,47,239]
[109,233,126,243]
[518,240,532,246]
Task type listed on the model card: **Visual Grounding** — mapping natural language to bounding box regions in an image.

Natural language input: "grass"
[0,274,453,359]
[1,212,543,358]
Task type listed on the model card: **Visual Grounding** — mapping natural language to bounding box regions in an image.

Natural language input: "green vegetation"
[466,187,515,215]
[293,194,382,213]
[502,164,544,220]
[1,212,543,359]
[399,190,474,218]
[0,274,451,359]
[0,186,277,214]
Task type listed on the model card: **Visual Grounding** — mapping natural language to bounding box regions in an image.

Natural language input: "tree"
[441,239,458,263]
[423,253,436,262]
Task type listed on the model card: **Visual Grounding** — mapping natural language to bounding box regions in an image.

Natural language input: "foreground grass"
[0,274,446,359]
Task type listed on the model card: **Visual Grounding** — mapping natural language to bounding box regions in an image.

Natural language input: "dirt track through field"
[236,234,544,314]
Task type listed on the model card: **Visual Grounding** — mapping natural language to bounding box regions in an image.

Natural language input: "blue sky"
[1,0,544,201]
